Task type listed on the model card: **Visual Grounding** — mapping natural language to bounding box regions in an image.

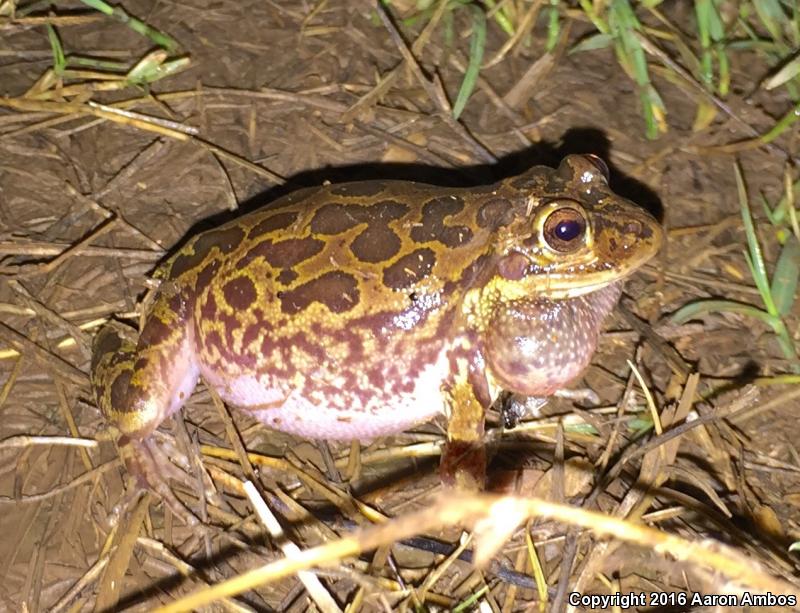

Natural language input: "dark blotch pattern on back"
[311,200,409,263]
[91,327,123,371]
[349,200,408,263]
[223,276,258,310]
[110,370,132,414]
[262,237,325,268]
[235,237,324,272]
[241,315,273,349]
[200,291,218,322]
[477,198,515,229]
[411,196,472,248]
[170,226,246,279]
[351,226,400,262]
[139,312,173,346]
[248,211,299,239]
[277,269,298,285]
[280,271,359,314]
[195,259,221,293]
[383,248,436,290]
[310,203,362,235]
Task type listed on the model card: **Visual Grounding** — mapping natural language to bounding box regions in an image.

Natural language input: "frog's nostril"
[584,154,610,182]
[624,221,642,235]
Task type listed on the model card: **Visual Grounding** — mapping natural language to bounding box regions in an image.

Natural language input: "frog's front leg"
[440,347,492,491]
[92,288,200,523]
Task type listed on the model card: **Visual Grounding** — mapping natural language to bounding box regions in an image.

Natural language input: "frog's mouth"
[540,255,654,299]
[512,253,654,300]
[543,277,622,300]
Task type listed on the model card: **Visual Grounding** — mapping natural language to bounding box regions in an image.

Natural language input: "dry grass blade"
[484,0,545,68]
[94,492,152,612]
[0,316,116,361]
[0,459,118,505]
[153,492,800,612]
[341,0,450,124]
[0,241,161,261]
[418,533,472,605]
[243,481,342,613]
[0,14,104,27]
[8,279,92,351]
[0,435,98,449]
[0,322,89,387]
[627,359,662,435]
[13,216,118,277]
[49,551,111,613]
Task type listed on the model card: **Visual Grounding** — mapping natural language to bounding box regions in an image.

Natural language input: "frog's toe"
[119,437,201,526]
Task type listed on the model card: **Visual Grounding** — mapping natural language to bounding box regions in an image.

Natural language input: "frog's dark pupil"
[556,219,581,241]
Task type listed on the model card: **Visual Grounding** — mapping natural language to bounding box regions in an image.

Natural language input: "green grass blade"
[759,101,800,144]
[452,3,485,120]
[452,585,490,613]
[579,0,608,34]
[752,0,787,43]
[67,55,129,72]
[628,417,655,436]
[762,177,800,228]
[570,32,613,54]
[762,193,783,226]
[716,42,730,96]
[546,0,560,52]
[46,24,66,75]
[670,299,779,329]
[482,0,514,37]
[770,234,800,316]
[735,162,778,315]
[608,0,662,138]
[695,0,713,87]
[79,0,178,51]
[80,0,113,16]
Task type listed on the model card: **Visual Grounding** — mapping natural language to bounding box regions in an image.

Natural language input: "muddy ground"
[1,1,799,611]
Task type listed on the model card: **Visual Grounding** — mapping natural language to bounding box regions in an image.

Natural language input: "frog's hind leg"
[92,295,201,524]
[92,296,200,440]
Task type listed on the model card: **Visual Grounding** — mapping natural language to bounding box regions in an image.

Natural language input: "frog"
[91,154,663,519]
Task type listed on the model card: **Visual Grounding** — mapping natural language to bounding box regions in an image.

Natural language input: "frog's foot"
[118,437,200,526]
[440,441,487,491]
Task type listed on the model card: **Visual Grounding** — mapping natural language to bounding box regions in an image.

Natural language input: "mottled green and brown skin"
[93,155,662,492]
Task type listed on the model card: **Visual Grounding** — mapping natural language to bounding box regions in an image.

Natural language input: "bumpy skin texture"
[92,155,663,488]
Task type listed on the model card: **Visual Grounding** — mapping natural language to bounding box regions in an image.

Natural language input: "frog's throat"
[481,281,624,397]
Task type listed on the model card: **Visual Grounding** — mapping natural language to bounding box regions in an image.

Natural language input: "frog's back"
[160,179,503,291]
[159,179,504,438]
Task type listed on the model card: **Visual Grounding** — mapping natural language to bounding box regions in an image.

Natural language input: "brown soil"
[1,1,799,611]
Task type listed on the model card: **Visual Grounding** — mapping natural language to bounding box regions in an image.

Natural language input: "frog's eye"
[584,154,610,182]
[542,207,587,252]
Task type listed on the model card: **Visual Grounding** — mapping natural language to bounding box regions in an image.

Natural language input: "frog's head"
[490,154,663,299]
[476,154,663,397]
